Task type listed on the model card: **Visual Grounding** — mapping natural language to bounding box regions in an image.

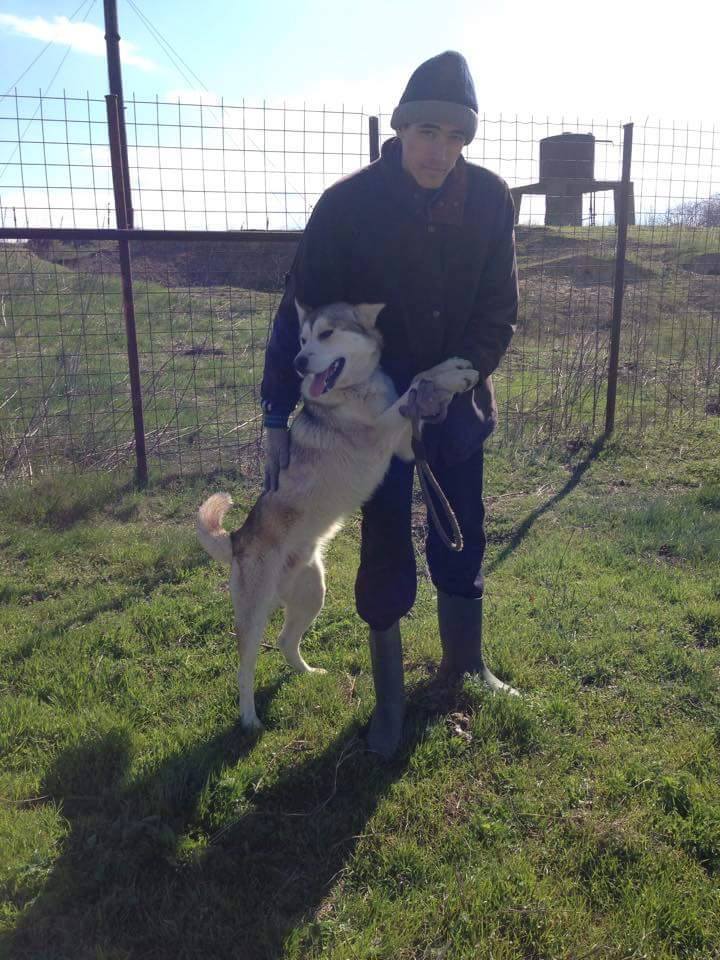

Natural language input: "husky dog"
[197,301,479,730]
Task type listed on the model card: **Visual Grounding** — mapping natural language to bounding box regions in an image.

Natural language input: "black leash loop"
[410,415,463,553]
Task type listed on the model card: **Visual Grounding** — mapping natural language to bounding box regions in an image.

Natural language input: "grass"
[1,422,720,958]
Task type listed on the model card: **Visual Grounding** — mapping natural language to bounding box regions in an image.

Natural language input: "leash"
[410,414,464,553]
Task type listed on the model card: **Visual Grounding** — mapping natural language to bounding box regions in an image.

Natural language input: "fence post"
[106,94,148,486]
[103,0,134,228]
[369,116,380,162]
[605,122,634,435]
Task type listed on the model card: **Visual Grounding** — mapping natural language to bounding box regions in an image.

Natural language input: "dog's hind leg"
[277,552,327,675]
[230,558,278,730]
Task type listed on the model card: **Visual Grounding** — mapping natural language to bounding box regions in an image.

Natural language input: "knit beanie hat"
[390,51,478,144]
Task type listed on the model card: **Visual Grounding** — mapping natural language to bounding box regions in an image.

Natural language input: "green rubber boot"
[436,591,519,695]
[366,622,406,759]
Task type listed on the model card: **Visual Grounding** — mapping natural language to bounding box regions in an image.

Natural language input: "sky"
[0,0,718,229]
[2,0,719,123]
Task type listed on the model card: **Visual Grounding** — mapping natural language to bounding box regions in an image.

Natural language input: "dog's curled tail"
[197,492,233,565]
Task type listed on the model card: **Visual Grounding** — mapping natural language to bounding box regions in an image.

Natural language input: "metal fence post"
[103,0,134,228]
[106,94,148,486]
[605,122,634,435]
[369,116,380,162]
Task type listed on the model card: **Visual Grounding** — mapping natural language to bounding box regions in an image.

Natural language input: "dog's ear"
[354,303,385,329]
[294,298,309,325]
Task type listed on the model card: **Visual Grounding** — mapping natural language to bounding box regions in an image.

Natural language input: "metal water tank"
[540,133,596,225]
[539,132,595,181]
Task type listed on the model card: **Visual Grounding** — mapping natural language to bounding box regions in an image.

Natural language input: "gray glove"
[263,426,290,492]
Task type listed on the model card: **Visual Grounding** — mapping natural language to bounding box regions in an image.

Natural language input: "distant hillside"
[25,225,720,303]
[28,236,301,293]
[3,223,719,477]
[28,224,720,298]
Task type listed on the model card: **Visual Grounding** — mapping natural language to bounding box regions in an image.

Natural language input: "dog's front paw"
[444,357,475,371]
[417,358,479,395]
[430,364,479,396]
[401,380,453,423]
[399,386,419,420]
[423,356,474,376]
[447,367,479,394]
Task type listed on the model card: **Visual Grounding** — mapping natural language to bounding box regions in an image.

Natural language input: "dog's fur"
[197,301,479,730]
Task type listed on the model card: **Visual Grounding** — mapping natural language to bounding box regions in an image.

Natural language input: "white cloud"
[0,13,158,72]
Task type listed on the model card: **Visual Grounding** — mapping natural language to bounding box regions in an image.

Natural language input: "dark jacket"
[261,137,518,464]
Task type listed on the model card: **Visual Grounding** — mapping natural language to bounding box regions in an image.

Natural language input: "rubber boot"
[436,590,519,696]
[366,622,406,758]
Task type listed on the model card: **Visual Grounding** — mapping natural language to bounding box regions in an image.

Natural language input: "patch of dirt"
[656,543,684,566]
[30,237,300,292]
[521,254,657,287]
[515,226,607,259]
[446,711,473,743]
[683,253,720,276]
[180,345,226,357]
[687,612,720,649]
[687,273,720,312]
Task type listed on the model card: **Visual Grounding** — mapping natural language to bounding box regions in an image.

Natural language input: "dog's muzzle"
[307,358,346,398]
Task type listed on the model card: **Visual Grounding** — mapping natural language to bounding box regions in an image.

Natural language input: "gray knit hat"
[390,51,478,144]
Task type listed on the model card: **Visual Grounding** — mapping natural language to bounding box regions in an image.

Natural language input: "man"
[260,51,519,758]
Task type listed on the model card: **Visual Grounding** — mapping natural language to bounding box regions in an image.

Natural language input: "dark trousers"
[355,446,486,630]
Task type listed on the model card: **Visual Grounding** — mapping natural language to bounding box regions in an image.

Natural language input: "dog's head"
[293,301,385,404]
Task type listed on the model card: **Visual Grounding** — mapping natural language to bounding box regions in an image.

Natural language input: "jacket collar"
[377,136,467,225]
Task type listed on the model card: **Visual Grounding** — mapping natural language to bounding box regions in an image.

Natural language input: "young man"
[260,51,519,758]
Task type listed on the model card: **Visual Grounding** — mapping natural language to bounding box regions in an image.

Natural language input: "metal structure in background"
[511,131,636,227]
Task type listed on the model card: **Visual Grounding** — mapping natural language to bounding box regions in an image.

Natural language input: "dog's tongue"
[309,368,329,398]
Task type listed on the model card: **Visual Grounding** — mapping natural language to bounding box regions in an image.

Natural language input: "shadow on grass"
[49,552,212,635]
[0,464,255,533]
[486,433,607,574]
[0,474,139,531]
[5,687,422,960]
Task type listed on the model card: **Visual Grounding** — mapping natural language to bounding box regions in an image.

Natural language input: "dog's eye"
[300,337,307,346]
[317,330,333,341]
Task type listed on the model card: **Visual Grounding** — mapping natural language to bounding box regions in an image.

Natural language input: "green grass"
[1,423,720,958]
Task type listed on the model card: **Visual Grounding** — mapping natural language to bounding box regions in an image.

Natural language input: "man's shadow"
[486,434,607,574]
[6,677,426,960]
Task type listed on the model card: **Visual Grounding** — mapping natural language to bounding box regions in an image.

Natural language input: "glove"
[263,427,290,492]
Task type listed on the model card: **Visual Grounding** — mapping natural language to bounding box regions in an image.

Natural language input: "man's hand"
[263,427,290,492]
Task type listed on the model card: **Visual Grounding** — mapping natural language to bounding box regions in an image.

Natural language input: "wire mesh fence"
[0,235,284,479]
[1,93,719,482]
